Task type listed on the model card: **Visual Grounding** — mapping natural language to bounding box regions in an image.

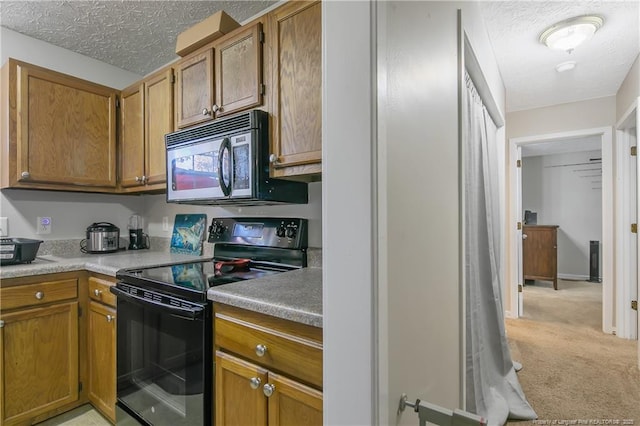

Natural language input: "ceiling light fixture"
[539,15,604,53]
[555,61,576,72]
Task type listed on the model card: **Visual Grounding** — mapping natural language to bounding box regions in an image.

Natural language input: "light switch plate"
[0,217,7,237]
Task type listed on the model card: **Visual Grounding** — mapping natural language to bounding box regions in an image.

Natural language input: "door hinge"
[516,159,521,168]
[517,221,522,230]
[78,306,83,317]
[632,223,637,234]
[170,74,176,84]
[260,83,266,96]
[518,284,523,293]
[631,146,637,156]
[115,97,120,108]
[0,319,4,328]
[632,300,638,311]
[259,30,265,43]
[79,382,83,392]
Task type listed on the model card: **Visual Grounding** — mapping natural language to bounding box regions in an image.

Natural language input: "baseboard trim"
[558,273,590,281]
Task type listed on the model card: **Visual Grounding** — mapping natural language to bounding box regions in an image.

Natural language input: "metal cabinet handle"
[35,291,44,300]
[94,289,102,297]
[522,234,528,240]
[21,171,30,179]
[202,108,212,116]
[269,154,281,165]
[106,314,114,323]
[255,344,267,357]
[263,383,275,397]
[0,320,4,328]
[212,104,221,113]
[249,377,261,390]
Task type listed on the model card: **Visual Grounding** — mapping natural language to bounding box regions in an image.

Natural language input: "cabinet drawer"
[88,276,116,307]
[215,305,322,389]
[0,278,77,310]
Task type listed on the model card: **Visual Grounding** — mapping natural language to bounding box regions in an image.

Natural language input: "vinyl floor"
[36,405,111,426]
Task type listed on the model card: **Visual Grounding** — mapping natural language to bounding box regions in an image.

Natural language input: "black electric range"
[111,217,307,426]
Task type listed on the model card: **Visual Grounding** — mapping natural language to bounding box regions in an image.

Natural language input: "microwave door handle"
[218,137,232,197]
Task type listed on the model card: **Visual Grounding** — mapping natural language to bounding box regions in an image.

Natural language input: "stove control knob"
[276,225,286,238]
[285,227,297,239]
[210,221,225,236]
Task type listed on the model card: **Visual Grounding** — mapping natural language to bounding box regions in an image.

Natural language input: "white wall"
[616,54,639,123]
[143,182,322,247]
[522,150,603,279]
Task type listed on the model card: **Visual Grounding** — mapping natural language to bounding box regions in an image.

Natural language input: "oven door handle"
[218,137,232,197]
[110,286,204,320]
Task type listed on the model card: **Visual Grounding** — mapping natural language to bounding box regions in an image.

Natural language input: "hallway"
[506,279,640,422]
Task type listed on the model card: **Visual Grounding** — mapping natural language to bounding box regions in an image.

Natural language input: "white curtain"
[464,72,537,425]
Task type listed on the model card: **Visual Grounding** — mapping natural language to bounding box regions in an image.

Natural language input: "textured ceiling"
[0,1,638,113]
[0,0,277,76]
[479,1,639,112]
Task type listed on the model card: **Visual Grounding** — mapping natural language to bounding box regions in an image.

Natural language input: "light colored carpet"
[506,280,640,424]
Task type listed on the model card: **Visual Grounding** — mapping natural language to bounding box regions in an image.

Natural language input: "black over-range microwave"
[165,110,308,205]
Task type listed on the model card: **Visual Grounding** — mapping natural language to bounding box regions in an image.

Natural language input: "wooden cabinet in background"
[523,225,559,290]
[176,21,264,129]
[0,58,118,192]
[176,49,214,128]
[214,303,323,426]
[119,66,174,192]
[215,22,264,117]
[267,1,322,180]
[0,277,79,426]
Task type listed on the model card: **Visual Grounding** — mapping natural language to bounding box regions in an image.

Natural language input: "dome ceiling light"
[539,15,604,53]
[555,61,576,72]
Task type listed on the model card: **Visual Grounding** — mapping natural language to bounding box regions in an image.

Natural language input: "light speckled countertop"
[207,267,322,328]
[2,248,323,329]
[0,251,211,279]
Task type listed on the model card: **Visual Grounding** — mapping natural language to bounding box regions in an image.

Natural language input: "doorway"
[520,142,603,321]
[507,127,614,334]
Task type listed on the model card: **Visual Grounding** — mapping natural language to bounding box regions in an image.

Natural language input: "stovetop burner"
[115,218,308,302]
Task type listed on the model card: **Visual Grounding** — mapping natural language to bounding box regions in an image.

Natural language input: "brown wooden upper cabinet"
[0,59,118,192]
[176,22,264,129]
[267,1,322,180]
[119,66,174,192]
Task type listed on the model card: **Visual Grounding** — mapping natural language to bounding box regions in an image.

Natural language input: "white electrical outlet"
[0,217,8,237]
[37,217,52,234]
[162,217,170,231]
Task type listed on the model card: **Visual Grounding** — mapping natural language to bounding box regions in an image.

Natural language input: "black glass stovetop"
[116,258,292,302]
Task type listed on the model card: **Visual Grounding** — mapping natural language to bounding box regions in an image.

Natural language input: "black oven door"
[111,286,212,426]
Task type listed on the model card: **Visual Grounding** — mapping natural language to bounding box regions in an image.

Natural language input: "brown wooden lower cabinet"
[0,287,79,426]
[523,225,559,290]
[87,301,116,423]
[214,303,323,426]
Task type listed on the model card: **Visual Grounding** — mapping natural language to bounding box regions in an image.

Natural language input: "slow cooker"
[83,222,121,253]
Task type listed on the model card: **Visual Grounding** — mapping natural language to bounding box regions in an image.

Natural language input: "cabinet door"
[216,351,268,426]
[267,372,322,426]
[176,49,214,128]
[16,62,117,187]
[145,67,174,186]
[119,82,145,188]
[268,1,322,178]
[87,301,116,423]
[215,22,263,117]
[0,301,79,426]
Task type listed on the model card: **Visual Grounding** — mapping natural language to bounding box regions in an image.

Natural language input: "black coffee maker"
[128,215,149,250]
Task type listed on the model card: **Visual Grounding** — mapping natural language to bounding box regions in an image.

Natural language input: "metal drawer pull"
[0,320,4,328]
[106,314,114,323]
[94,289,102,297]
[35,291,44,300]
[263,383,275,397]
[255,344,267,357]
[249,377,261,390]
